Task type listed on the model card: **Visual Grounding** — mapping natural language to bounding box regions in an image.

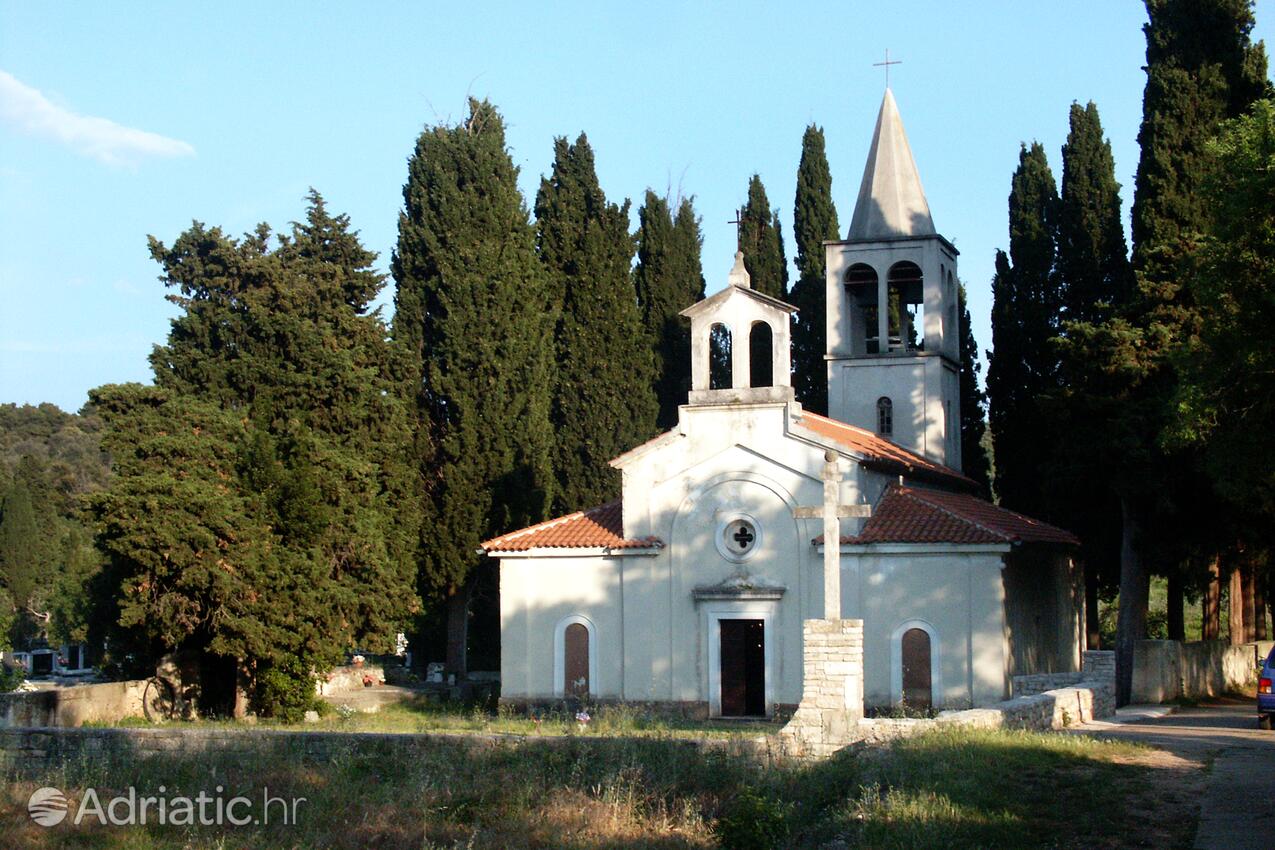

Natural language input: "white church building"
[484,90,1083,717]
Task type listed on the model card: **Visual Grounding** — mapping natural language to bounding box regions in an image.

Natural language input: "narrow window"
[877,396,893,437]
[564,623,590,698]
[749,322,773,388]
[709,323,732,390]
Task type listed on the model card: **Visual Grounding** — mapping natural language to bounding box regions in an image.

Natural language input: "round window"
[716,514,761,562]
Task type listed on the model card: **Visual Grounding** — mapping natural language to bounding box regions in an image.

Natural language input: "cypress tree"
[1052,101,1132,649]
[392,100,556,674]
[535,134,657,513]
[956,285,991,496]
[986,143,1062,517]
[791,125,840,414]
[635,191,706,430]
[738,175,789,300]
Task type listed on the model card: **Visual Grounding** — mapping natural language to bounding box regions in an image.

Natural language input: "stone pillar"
[779,619,864,759]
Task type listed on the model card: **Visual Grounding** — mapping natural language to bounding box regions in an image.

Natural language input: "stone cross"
[793,450,871,619]
[728,208,743,249]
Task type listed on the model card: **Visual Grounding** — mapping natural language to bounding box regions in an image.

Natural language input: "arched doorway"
[901,627,932,711]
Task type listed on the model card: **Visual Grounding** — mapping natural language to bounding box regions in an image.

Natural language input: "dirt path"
[1079,697,1273,850]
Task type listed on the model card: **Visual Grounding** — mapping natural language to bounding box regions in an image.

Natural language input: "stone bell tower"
[824,88,962,470]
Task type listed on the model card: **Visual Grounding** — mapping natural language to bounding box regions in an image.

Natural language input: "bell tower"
[824,89,962,469]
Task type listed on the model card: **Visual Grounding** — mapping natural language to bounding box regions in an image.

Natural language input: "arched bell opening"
[749,321,773,388]
[886,261,924,352]
[844,263,880,355]
[709,323,732,390]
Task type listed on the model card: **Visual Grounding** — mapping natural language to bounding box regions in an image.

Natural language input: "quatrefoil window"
[716,514,761,563]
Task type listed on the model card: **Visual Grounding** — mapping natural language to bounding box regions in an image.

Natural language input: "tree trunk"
[445,577,476,678]
[1202,556,1221,640]
[1115,493,1149,707]
[1255,571,1267,641]
[1242,559,1258,643]
[1167,573,1185,641]
[233,659,249,719]
[1229,565,1245,646]
[1085,561,1101,650]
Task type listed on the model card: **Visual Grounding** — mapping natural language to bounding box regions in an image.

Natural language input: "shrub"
[0,663,24,693]
[253,655,321,722]
[712,786,791,850]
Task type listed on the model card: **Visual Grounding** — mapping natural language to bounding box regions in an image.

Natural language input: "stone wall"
[1131,640,1260,704]
[778,619,863,758]
[316,664,386,696]
[0,680,146,728]
[1012,651,1115,697]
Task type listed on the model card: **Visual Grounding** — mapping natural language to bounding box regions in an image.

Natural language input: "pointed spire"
[847,89,936,241]
[727,249,751,288]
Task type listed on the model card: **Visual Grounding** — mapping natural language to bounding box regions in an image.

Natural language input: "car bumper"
[1258,694,1275,714]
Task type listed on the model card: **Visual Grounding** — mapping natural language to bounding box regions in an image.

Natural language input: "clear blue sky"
[2,2,1271,412]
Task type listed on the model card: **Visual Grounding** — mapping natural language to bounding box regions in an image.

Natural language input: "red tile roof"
[795,411,976,490]
[481,500,663,553]
[823,483,1079,547]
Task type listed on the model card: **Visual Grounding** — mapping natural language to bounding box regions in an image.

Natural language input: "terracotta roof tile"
[481,500,663,553]
[822,483,1079,547]
[795,411,975,489]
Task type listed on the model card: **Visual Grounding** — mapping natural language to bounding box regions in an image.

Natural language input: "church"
[484,90,1084,717]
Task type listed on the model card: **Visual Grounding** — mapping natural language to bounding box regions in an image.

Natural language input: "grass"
[89,697,780,739]
[1,724,1193,849]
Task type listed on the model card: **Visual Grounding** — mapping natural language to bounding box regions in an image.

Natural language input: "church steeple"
[847,89,935,241]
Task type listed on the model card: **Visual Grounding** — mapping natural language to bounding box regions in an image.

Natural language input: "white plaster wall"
[828,354,953,466]
[499,556,624,700]
[843,549,1009,709]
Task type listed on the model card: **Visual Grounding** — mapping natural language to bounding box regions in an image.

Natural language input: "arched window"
[887,261,924,351]
[749,321,773,388]
[709,323,732,390]
[877,396,893,437]
[845,263,880,354]
[554,614,598,698]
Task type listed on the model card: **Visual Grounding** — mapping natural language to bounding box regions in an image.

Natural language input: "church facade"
[484,90,1083,717]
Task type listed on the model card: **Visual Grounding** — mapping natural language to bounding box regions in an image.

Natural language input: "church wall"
[1002,550,1084,677]
[497,556,625,701]
[828,354,954,467]
[845,550,1009,709]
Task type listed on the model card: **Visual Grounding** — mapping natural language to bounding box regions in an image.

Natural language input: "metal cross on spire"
[873,48,902,89]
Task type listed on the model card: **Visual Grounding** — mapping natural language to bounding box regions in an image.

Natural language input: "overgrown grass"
[1,725,1190,849]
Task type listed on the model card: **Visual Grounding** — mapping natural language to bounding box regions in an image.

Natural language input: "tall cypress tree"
[738,175,788,300]
[791,125,840,414]
[535,134,656,513]
[986,143,1062,517]
[635,191,706,430]
[956,285,991,496]
[392,100,556,674]
[1060,0,1269,703]
[1052,101,1132,649]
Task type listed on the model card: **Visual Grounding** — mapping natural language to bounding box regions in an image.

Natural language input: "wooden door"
[564,623,589,697]
[901,627,932,711]
[720,619,765,717]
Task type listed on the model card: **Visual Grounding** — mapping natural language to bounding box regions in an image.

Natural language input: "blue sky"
[2,2,1271,413]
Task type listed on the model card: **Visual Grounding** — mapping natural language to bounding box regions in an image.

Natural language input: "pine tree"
[791,125,840,414]
[738,175,789,300]
[635,192,706,430]
[392,100,556,674]
[535,135,656,513]
[987,143,1062,517]
[956,285,991,496]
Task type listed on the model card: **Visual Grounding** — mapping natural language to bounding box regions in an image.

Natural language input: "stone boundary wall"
[1013,650,1115,697]
[1132,640,1263,704]
[317,664,386,696]
[778,619,864,758]
[0,680,146,729]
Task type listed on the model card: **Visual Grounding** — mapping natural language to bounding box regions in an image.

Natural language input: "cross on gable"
[727,208,744,249]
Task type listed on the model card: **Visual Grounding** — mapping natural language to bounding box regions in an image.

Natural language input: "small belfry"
[825,87,963,469]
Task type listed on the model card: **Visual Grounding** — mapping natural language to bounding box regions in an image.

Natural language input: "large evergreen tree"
[738,175,789,300]
[956,285,991,496]
[634,192,706,430]
[535,134,656,513]
[392,100,556,674]
[1051,101,1133,649]
[986,143,1062,517]
[1061,0,1269,703]
[791,125,840,414]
